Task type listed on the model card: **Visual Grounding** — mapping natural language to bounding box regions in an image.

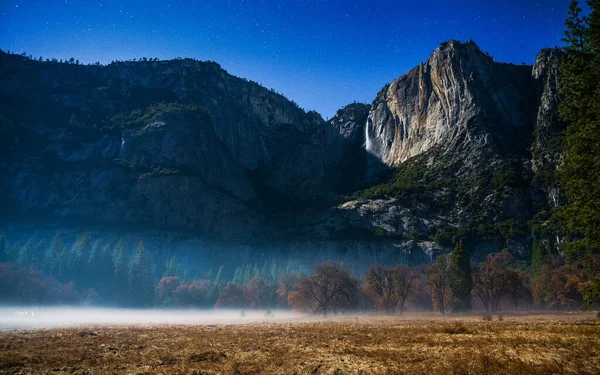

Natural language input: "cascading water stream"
[364,115,372,154]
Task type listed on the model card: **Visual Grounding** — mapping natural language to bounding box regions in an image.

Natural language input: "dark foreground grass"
[0,313,599,375]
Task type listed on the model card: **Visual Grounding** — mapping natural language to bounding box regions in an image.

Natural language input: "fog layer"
[0,307,305,330]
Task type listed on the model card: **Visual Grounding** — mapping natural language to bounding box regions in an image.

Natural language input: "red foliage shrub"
[155,276,181,305]
[215,282,245,308]
[172,284,190,306]
[188,279,211,306]
[244,277,272,309]
[0,263,79,304]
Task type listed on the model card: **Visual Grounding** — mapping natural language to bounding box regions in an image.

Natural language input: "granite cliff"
[0,41,564,263]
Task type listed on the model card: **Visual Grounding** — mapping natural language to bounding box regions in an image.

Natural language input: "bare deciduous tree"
[473,251,529,313]
[364,265,417,315]
[288,262,358,316]
[427,256,452,315]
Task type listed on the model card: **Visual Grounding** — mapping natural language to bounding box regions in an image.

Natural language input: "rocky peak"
[365,40,535,167]
[328,103,370,143]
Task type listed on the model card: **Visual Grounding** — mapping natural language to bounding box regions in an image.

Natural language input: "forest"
[0,231,598,316]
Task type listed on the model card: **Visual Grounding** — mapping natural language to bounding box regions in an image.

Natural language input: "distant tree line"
[1,231,598,314]
[0,47,163,66]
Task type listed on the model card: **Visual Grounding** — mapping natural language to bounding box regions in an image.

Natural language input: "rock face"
[120,107,255,201]
[530,48,566,208]
[366,40,535,166]
[0,52,360,238]
[0,41,565,262]
[336,42,564,260]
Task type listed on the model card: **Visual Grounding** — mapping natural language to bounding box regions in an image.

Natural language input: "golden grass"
[0,313,599,374]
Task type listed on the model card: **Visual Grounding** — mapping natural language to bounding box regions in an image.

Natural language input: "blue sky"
[0,0,574,118]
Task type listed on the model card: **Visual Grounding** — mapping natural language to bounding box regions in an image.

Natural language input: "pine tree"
[32,239,46,270]
[112,240,129,302]
[17,237,36,267]
[449,240,473,312]
[129,240,154,306]
[232,266,242,284]
[559,0,600,257]
[68,232,91,279]
[531,236,549,271]
[45,232,65,274]
[163,256,180,277]
[0,233,7,263]
[86,239,104,287]
[214,265,225,287]
[563,0,591,51]
[89,240,114,296]
[208,265,225,301]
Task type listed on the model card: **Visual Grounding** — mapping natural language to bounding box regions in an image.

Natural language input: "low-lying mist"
[0,307,305,330]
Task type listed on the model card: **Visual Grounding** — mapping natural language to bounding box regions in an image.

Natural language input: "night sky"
[0,1,576,118]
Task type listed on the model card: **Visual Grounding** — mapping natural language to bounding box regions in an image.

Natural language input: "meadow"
[0,312,599,375]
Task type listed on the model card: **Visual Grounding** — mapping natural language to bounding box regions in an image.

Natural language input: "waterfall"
[364,116,372,153]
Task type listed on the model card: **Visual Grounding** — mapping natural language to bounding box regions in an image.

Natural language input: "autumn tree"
[288,262,359,316]
[215,282,246,308]
[580,252,600,309]
[188,279,212,306]
[155,276,181,306]
[364,265,416,315]
[473,251,529,313]
[275,272,300,308]
[449,240,472,312]
[0,263,50,304]
[532,263,583,310]
[427,256,451,314]
[173,284,191,306]
[244,277,272,309]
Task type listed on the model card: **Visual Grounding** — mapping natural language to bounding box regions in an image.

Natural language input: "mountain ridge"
[0,40,564,263]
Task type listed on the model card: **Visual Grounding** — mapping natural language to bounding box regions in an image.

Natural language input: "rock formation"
[0,40,565,262]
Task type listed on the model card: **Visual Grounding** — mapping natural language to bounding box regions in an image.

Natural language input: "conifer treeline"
[1,231,597,313]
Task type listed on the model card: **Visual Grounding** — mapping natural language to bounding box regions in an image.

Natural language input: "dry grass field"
[0,313,599,375]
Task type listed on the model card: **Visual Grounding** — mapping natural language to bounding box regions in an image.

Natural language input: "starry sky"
[0,0,576,118]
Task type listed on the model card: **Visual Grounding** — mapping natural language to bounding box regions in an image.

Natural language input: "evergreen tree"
[17,237,36,267]
[0,233,7,263]
[86,239,104,286]
[214,265,225,287]
[68,232,91,279]
[89,240,114,296]
[243,264,252,283]
[232,266,243,284]
[163,256,180,277]
[45,231,65,274]
[531,236,550,271]
[56,246,70,279]
[208,265,225,301]
[112,240,129,302]
[559,0,600,257]
[32,239,46,270]
[129,240,154,306]
[449,240,473,311]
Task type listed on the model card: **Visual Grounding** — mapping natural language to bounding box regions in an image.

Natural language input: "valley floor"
[0,313,599,375]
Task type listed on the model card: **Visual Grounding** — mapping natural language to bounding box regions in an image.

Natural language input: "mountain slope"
[0,52,362,238]
[335,42,563,259]
[0,41,564,262]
